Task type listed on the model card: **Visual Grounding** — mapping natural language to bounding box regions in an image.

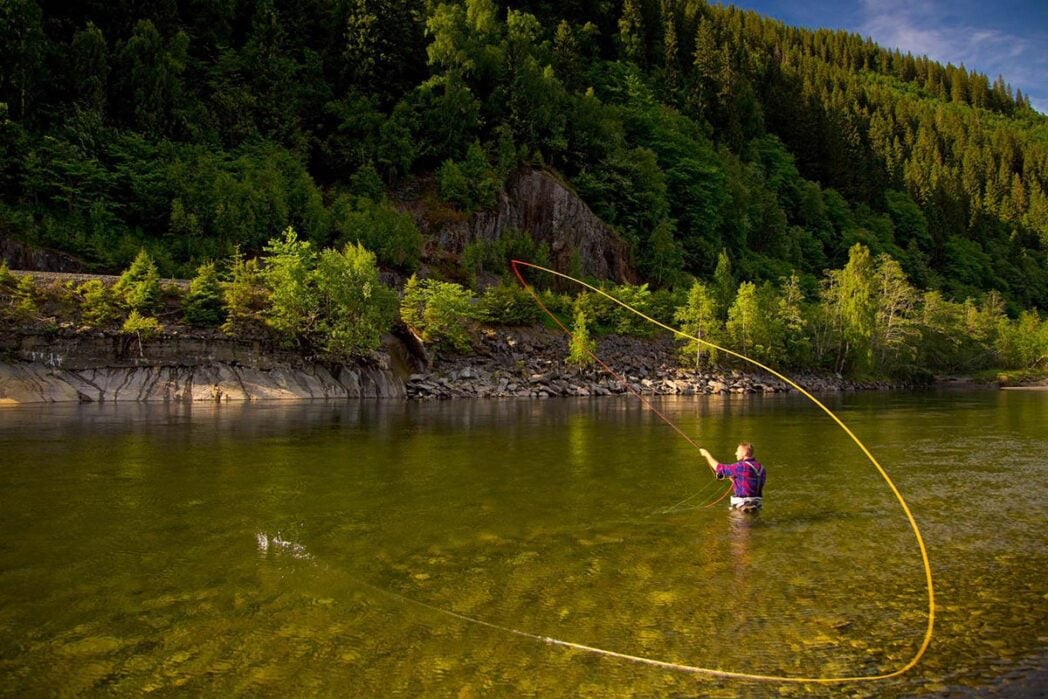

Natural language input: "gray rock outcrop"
[420,168,634,283]
[0,330,406,404]
[0,361,403,404]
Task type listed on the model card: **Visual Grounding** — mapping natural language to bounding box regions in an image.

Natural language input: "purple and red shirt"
[715,458,766,498]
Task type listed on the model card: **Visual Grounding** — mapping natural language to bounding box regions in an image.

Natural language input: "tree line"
[1,1,1046,360]
[3,237,1045,377]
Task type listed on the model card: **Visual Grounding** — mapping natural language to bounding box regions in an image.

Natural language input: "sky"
[723,0,1048,114]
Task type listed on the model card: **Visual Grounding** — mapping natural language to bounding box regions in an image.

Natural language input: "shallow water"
[0,390,1044,696]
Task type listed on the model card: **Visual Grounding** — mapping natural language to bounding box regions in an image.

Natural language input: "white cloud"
[857,0,1047,111]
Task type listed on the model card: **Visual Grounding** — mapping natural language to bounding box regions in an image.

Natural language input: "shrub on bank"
[261,227,397,357]
[401,275,476,351]
[477,284,542,326]
[122,310,164,357]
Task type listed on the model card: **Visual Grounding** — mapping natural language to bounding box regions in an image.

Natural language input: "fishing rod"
[507,259,935,684]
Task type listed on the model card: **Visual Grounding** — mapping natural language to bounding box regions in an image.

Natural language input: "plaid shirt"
[715,458,766,498]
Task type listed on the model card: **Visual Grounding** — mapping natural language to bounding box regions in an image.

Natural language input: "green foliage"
[566,308,596,368]
[726,281,785,365]
[2,0,1047,325]
[477,284,542,325]
[332,195,421,272]
[0,260,14,287]
[400,275,476,351]
[121,310,162,340]
[113,249,161,313]
[873,254,919,371]
[261,227,319,342]
[647,287,687,326]
[12,274,38,321]
[342,0,426,102]
[437,141,499,210]
[349,162,386,202]
[462,229,550,287]
[572,290,616,331]
[642,219,684,288]
[537,288,573,323]
[183,262,226,328]
[437,159,470,208]
[121,308,163,356]
[461,141,499,208]
[996,310,1048,370]
[77,279,119,327]
[221,250,267,337]
[674,281,723,368]
[313,243,398,358]
[606,283,654,336]
[820,243,878,374]
[249,228,397,356]
[778,273,814,366]
[712,250,735,317]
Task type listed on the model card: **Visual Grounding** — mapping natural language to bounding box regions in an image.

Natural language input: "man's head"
[736,442,754,460]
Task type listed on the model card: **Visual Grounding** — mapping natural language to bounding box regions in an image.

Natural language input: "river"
[0,389,1044,696]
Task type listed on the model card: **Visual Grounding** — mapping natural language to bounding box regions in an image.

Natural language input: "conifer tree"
[113,249,161,314]
[183,261,226,328]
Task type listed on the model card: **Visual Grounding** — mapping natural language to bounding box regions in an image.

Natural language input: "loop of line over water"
[500,259,935,684]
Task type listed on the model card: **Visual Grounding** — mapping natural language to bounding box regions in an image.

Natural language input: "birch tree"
[674,280,722,368]
[873,253,917,371]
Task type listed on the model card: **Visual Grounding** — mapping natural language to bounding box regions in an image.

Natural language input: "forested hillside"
[1,0,1046,313]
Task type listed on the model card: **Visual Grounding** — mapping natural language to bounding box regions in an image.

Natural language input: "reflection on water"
[0,390,1045,695]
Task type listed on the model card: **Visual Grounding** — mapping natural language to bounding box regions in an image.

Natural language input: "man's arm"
[698,448,719,474]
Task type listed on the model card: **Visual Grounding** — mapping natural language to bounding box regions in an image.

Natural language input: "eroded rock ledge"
[0,330,406,404]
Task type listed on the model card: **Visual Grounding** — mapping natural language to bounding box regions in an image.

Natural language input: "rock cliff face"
[0,331,407,404]
[0,234,87,273]
[423,168,634,283]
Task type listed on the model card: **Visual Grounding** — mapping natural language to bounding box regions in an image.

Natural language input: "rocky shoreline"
[406,328,906,400]
[0,325,915,405]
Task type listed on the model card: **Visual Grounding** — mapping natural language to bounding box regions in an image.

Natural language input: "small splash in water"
[255,532,310,559]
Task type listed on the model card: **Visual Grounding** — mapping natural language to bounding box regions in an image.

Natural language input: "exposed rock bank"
[406,328,901,399]
[0,330,405,404]
[0,326,907,405]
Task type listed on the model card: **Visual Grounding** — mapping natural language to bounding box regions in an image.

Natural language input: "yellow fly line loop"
[504,259,935,684]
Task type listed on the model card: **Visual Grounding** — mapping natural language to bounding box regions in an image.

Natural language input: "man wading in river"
[699,443,766,512]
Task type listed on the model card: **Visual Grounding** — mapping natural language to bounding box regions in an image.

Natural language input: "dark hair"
[738,442,754,457]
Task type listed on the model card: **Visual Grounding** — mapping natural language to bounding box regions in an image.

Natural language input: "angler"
[699,443,766,512]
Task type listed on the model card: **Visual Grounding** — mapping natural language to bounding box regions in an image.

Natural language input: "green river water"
[0,389,1045,696]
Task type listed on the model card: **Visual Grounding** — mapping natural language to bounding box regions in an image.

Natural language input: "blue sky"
[723,0,1048,114]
